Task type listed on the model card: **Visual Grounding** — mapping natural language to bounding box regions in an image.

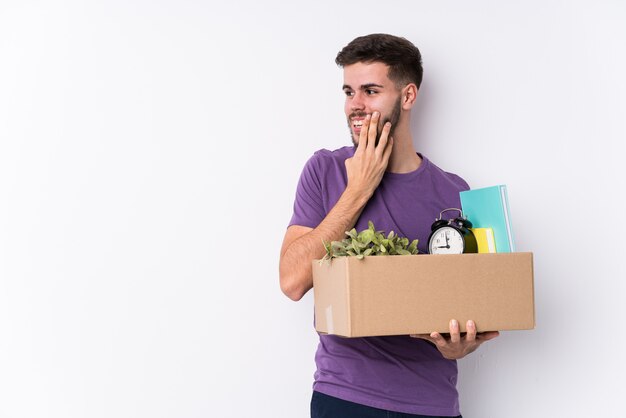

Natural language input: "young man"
[279,34,499,418]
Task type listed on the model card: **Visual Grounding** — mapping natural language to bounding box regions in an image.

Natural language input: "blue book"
[460,185,515,253]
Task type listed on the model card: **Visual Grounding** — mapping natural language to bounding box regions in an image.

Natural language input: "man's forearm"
[280,188,369,301]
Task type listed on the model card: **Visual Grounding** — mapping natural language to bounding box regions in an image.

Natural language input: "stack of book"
[460,185,515,253]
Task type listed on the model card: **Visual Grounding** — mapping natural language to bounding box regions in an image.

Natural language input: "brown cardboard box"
[312,252,534,337]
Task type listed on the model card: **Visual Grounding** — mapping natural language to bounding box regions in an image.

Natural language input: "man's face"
[343,61,402,146]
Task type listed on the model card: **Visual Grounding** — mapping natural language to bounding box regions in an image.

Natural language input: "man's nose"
[350,91,366,111]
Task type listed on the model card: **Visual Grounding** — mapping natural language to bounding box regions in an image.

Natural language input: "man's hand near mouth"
[345,110,394,202]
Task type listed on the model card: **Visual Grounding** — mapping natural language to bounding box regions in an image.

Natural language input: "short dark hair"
[335,33,423,89]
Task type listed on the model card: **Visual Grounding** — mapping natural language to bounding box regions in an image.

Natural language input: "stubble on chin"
[351,132,358,148]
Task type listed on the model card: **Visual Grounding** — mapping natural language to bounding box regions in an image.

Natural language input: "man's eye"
[365,89,377,95]
[344,90,354,97]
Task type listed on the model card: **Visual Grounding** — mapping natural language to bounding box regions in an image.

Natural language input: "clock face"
[429,226,465,254]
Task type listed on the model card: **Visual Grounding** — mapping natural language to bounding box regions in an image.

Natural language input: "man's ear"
[401,83,418,110]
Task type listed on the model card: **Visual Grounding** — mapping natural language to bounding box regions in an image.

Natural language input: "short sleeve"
[288,154,326,228]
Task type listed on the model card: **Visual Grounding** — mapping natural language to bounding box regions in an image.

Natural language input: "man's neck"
[386,130,422,174]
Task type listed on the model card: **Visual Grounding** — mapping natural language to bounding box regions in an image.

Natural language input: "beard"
[348,96,402,147]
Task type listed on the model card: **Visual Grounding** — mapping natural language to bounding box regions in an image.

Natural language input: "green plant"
[322,221,418,262]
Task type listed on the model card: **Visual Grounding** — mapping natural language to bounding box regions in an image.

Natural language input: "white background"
[1,1,625,417]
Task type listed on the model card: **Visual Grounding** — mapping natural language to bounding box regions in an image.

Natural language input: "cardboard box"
[312,252,534,337]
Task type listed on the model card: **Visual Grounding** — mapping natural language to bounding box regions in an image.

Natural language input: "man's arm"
[279,189,369,301]
[279,112,393,301]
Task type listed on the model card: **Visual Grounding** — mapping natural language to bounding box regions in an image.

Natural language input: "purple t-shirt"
[289,146,470,416]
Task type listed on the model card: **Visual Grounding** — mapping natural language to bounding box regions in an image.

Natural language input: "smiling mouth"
[353,119,363,129]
